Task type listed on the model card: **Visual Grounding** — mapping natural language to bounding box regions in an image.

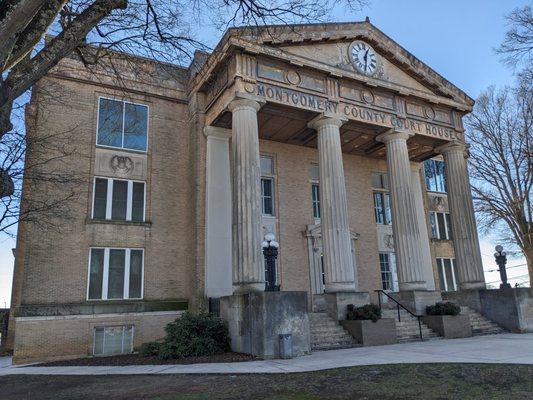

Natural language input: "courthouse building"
[8,20,495,363]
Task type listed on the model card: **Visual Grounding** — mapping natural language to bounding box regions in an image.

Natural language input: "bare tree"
[465,76,532,285]
[496,5,532,70]
[0,0,367,205]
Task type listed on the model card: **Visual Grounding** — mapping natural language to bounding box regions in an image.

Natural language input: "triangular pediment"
[227,21,473,108]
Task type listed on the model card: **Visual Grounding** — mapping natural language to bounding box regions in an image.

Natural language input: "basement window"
[93,326,134,356]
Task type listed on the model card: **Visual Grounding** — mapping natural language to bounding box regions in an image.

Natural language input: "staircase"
[309,312,358,351]
[460,306,506,336]
[381,308,441,342]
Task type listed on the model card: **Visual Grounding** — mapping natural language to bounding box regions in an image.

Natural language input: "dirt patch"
[38,352,255,366]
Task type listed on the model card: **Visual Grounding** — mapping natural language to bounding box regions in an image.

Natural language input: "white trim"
[102,248,110,300]
[450,258,457,290]
[96,96,149,153]
[124,249,131,299]
[105,179,113,219]
[16,311,183,322]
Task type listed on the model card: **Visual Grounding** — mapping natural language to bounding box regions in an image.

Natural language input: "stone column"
[377,129,427,291]
[438,142,485,289]
[308,114,356,292]
[228,98,265,293]
[204,126,233,298]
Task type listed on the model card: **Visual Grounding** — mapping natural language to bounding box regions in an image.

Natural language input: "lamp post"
[494,245,511,289]
[262,233,280,292]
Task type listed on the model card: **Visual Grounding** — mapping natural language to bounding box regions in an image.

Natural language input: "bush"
[426,302,461,316]
[346,304,382,322]
[142,312,231,360]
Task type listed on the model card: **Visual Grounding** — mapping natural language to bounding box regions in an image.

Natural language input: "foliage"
[425,302,460,316]
[142,312,231,359]
[346,303,381,322]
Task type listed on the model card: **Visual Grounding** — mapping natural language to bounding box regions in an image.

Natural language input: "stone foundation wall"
[13,311,182,364]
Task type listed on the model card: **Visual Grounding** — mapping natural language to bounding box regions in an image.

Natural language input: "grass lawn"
[2,363,532,400]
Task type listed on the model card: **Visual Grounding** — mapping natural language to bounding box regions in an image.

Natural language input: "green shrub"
[140,341,161,357]
[346,304,382,322]
[143,312,231,360]
[426,301,460,316]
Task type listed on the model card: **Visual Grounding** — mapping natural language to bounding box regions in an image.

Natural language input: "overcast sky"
[0,0,530,307]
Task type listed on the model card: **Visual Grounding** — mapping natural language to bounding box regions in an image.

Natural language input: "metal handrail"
[375,290,424,341]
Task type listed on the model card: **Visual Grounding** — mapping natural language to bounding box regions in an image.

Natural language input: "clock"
[349,41,378,76]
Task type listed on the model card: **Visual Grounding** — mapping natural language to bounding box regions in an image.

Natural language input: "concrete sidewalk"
[1,333,531,376]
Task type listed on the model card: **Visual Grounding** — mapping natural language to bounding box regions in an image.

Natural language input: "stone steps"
[381,309,441,342]
[460,306,506,336]
[309,312,358,351]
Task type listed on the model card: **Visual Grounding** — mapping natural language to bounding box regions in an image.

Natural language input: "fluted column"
[309,114,356,292]
[228,98,265,293]
[377,129,427,291]
[438,142,485,289]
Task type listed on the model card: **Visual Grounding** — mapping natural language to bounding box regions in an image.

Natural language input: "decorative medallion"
[424,105,436,120]
[361,89,375,104]
[110,155,134,176]
[244,82,255,93]
[286,70,301,86]
[433,196,445,212]
[385,234,394,249]
[348,40,379,76]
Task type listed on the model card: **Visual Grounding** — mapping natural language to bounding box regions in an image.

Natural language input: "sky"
[0,0,530,307]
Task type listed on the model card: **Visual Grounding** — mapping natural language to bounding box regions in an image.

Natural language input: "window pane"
[93,178,108,219]
[123,103,148,151]
[129,250,143,298]
[436,161,446,192]
[430,213,437,238]
[131,182,145,222]
[108,249,125,299]
[373,192,384,224]
[379,253,392,290]
[312,184,320,219]
[261,179,273,215]
[97,99,123,148]
[451,260,458,291]
[260,156,273,175]
[444,259,455,291]
[384,193,392,224]
[111,180,128,220]
[93,327,104,355]
[437,213,447,239]
[309,164,319,181]
[437,259,446,291]
[445,213,453,239]
[105,326,125,355]
[88,249,104,299]
[424,160,436,191]
[123,326,134,353]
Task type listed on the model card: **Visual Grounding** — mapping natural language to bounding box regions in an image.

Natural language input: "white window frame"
[430,211,451,240]
[261,177,275,217]
[92,177,146,222]
[92,325,134,356]
[87,247,145,300]
[96,96,149,153]
[260,155,276,217]
[311,183,321,220]
[437,258,457,291]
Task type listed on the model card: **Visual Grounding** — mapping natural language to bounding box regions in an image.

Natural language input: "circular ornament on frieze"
[244,82,255,93]
[424,105,436,120]
[286,70,301,86]
[361,89,375,104]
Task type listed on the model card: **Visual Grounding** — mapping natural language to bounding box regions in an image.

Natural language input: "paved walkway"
[1,333,531,375]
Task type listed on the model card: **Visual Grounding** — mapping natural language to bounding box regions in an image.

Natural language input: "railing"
[375,290,424,341]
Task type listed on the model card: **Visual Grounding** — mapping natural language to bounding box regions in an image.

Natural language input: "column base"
[398,290,442,315]
[399,281,428,291]
[233,282,266,294]
[459,281,486,290]
[325,291,370,321]
[220,291,310,359]
[324,282,357,293]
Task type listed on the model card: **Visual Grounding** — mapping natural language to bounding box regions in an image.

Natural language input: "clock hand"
[364,49,369,70]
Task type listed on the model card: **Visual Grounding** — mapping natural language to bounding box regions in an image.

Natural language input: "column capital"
[435,140,469,156]
[376,128,413,143]
[308,113,347,130]
[227,97,263,113]
[203,126,231,139]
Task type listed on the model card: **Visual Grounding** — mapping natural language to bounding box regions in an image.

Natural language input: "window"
[312,184,321,219]
[429,212,452,240]
[93,326,134,356]
[97,98,148,151]
[88,248,144,300]
[260,156,275,216]
[372,172,392,225]
[379,253,396,291]
[92,177,145,222]
[424,159,446,192]
[437,258,458,291]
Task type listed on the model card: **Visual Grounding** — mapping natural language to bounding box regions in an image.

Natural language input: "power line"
[484,263,527,273]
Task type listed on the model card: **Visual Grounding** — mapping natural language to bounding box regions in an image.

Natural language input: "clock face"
[349,41,378,76]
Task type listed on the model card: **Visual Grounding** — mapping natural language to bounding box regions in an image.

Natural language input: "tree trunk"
[525,246,533,288]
